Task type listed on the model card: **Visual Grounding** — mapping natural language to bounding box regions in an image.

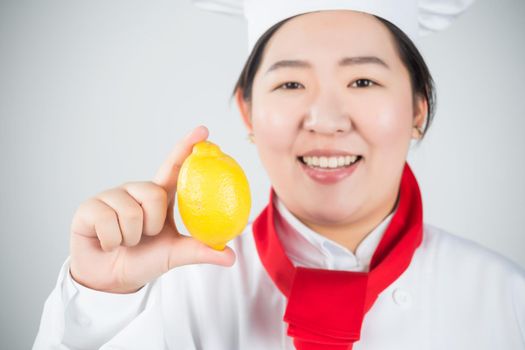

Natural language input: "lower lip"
[299,158,361,185]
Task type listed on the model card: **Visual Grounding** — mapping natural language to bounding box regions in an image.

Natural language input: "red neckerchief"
[252,162,423,349]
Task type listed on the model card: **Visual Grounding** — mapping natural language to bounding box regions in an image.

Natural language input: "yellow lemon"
[177,141,251,250]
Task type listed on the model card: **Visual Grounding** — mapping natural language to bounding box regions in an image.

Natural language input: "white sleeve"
[511,266,525,347]
[32,256,166,350]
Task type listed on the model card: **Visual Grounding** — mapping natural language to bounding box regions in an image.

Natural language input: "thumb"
[167,235,237,270]
[123,230,236,288]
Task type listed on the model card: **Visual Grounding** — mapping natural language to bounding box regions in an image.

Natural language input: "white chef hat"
[193,0,476,53]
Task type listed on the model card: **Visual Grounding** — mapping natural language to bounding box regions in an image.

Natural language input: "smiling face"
[237,10,426,237]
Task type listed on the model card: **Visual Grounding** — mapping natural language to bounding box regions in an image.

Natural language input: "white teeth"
[301,155,360,169]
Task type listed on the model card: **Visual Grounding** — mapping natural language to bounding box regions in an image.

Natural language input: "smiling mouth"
[297,155,363,170]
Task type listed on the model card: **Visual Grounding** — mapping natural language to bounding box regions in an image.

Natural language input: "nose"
[302,89,352,135]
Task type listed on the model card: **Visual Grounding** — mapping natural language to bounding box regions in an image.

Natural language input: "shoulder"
[412,224,525,343]
[417,223,525,295]
[421,223,524,273]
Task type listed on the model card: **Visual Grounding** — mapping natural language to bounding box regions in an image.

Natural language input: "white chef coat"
[33,194,525,350]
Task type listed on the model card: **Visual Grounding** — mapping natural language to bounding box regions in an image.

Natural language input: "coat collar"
[272,192,395,272]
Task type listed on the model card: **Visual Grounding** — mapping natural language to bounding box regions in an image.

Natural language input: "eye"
[276,81,304,90]
[349,79,376,88]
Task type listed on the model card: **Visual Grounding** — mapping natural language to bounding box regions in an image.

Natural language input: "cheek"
[354,90,413,147]
[251,97,302,154]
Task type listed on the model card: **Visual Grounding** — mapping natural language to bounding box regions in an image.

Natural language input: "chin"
[298,200,362,227]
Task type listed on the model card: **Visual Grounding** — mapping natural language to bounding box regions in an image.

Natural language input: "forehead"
[261,10,398,66]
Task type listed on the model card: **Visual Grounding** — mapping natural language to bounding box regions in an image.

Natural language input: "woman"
[34,1,525,349]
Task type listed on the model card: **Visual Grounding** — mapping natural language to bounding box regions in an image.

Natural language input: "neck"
[301,190,400,254]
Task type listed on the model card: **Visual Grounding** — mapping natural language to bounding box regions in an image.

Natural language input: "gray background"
[1,0,524,348]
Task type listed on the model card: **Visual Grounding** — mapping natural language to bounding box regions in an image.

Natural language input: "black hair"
[231,13,436,139]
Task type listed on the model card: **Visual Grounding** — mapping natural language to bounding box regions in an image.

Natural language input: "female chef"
[34,0,525,349]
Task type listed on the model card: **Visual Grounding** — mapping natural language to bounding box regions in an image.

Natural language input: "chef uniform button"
[392,288,412,307]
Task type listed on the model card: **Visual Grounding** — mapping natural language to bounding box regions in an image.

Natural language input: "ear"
[235,88,253,133]
[412,94,428,139]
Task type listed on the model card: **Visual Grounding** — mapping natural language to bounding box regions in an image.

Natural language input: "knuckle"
[71,204,86,226]
[98,205,118,223]
[145,182,168,202]
[121,206,143,222]
[76,197,97,215]
[71,198,104,234]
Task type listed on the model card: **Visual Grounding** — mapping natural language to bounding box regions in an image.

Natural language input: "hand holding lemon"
[69,126,248,294]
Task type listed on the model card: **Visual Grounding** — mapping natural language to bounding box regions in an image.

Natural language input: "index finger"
[152,125,209,197]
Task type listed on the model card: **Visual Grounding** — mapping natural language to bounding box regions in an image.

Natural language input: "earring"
[414,125,424,138]
[247,132,255,143]
[410,126,423,150]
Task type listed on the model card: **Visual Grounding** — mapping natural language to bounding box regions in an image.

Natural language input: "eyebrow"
[265,56,390,75]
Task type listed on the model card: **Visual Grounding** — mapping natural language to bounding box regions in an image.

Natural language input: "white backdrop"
[0,0,524,348]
